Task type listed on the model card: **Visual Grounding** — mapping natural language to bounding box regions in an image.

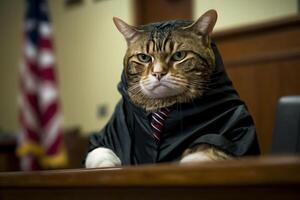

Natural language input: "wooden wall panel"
[227,60,300,153]
[213,16,300,154]
[134,0,192,25]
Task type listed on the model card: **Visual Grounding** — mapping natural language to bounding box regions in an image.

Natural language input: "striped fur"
[114,11,217,112]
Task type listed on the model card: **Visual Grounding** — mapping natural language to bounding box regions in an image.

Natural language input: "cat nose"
[151,72,167,81]
[152,62,167,80]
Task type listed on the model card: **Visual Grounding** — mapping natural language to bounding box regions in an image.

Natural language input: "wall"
[0,1,23,133]
[48,0,133,133]
[194,0,298,31]
[0,0,133,134]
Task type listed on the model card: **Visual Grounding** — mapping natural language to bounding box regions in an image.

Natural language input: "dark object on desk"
[64,128,89,168]
[271,96,300,154]
[0,132,19,171]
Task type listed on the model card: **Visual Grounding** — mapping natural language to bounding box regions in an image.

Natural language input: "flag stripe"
[39,68,56,81]
[46,132,63,155]
[38,38,52,49]
[19,117,40,142]
[41,102,58,127]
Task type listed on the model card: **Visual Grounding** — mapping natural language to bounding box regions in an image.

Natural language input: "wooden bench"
[0,156,300,200]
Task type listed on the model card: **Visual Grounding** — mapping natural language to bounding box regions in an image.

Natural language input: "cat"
[85,9,258,168]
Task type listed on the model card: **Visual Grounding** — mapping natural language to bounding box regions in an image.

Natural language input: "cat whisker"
[164,80,188,86]
[128,85,141,92]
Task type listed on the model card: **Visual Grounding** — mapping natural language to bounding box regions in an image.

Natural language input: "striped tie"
[150,107,170,142]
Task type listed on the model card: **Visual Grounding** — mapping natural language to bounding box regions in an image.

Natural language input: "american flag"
[17,0,67,170]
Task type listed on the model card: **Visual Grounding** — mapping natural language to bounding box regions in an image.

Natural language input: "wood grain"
[134,0,192,25]
[0,156,300,200]
[1,156,300,187]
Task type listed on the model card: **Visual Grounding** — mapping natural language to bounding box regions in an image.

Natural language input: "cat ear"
[183,9,217,45]
[113,17,141,44]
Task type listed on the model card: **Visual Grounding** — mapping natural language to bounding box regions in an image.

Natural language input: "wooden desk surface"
[1,156,300,200]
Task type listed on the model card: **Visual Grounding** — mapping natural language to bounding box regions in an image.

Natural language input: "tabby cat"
[85,10,232,168]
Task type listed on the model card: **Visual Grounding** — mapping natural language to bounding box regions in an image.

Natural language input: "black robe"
[87,43,260,165]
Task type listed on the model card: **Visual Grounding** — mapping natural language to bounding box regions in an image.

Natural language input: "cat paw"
[85,147,121,168]
[179,152,213,164]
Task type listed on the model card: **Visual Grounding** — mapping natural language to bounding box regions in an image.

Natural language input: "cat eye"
[137,53,151,63]
[172,51,187,61]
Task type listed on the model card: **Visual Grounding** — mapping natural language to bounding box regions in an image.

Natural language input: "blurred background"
[0,0,299,170]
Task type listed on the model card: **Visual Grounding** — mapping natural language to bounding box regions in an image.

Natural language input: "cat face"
[114,10,217,111]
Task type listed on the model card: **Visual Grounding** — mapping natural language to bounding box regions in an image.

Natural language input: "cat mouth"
[141,82,184,98]
[151,83,170,90]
